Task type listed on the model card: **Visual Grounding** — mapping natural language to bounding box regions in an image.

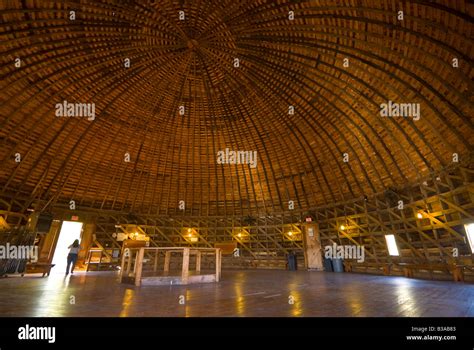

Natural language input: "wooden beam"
[134,248,145,287]
[164,251,171,273]
[181,248,190,285]
[196,251,201,273]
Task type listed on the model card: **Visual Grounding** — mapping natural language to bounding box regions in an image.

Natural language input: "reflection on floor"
[0,270,472,317]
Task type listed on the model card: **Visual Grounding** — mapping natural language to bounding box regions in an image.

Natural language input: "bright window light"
[384,234,399,256]
[464,223,474,253]
[51,221,83,273]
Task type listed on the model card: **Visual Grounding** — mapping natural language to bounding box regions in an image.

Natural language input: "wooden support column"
[196,251,201,273]
[134,248,145,287]
[153,251,159,273]
[219,249,222,280]
[133,251,139,274]
[98,250,103,270]
[78,223,95,267]
[452,265,464,282]
[404,267,414,278]
[119,250,127,282]
[126,250,132,276]
[215,248,221,282]
[40,221,61,263]
[86,251,92,272]
[164,251,171,272]
[182,248,190,284]
[302,223,323,271]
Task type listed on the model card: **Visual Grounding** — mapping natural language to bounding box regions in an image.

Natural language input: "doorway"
[51,221,83,273]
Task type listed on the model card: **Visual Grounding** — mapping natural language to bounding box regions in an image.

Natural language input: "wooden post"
[182,248,190,284]
[77,223,96,268]
[133,251,139,274]
[98,250,103,271]
[218,249,222,281]
[164,251,171,272]
[215,248,221,282]
[453,265,464,282]
[134,248,145,287]
[119,250,127,282]
[153,250,159,273]
[86,250,92,272]
[196,251,201,273]
[126,250,132,276]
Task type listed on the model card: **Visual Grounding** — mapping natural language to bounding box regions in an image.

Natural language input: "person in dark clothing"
[66,239,80,275]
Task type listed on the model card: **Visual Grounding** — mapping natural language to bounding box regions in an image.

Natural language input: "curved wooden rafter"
[0,0,472,217]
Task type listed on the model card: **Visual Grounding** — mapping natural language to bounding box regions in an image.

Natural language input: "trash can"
[323,258,333,272]
[287,252,297,271]
[332,258,344,272]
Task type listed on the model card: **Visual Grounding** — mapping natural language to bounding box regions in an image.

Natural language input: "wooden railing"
[119,247,222,286]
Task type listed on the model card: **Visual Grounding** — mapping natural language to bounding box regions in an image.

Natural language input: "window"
[384,234,399,256]
[464,223,474,253]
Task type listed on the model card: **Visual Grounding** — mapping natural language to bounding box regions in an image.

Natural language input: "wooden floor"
[0,270,473,317]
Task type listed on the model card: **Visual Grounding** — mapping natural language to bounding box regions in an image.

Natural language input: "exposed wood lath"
[1,0,472,217]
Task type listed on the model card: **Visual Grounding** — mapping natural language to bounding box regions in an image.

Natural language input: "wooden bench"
[346,261,466,282]
[396,263,464,282]
[26,263,55,277]
[344,261,392,275]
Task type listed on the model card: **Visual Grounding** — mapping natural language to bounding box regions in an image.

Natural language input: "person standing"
[66,239,80,275]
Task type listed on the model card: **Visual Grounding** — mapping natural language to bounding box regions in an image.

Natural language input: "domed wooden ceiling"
[0,1,473,217]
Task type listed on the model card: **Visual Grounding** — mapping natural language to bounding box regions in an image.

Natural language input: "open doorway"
[51,221,83,273]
